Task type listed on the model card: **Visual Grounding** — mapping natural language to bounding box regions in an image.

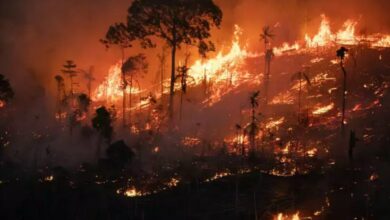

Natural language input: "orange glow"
[0,100,4,108]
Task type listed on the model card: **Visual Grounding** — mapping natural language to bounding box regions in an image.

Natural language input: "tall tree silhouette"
[121,54,148,125]
[291,71,311,120]
[337,47,348,132]
[106,0,223,121]
[156,46,168,98]
[101,23,135,127]
[260,26,274,105]
[61,60,78,98]
[0,74,14,107]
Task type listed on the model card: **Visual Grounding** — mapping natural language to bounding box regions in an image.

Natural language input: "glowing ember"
[181,137,201,147]
[166,178,180,187]
[205,171,231,182]
[121,187,143,197]
[306,148,318,157]
[312,103,334,115]
[0,100,5,108]
[44,175,54,182]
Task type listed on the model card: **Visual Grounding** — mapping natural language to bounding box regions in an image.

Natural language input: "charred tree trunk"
[169,44,176,122]
[129,75,133,126]
[341,60,347,133]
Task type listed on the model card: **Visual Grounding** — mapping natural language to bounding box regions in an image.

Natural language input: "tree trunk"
[129,75,133,126]
[121,47,126,127]
[298,77,302,122]
[341,61,347,133]
[169,44,177,121]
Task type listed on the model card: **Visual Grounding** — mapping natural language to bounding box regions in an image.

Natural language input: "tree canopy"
[126,0,223,55]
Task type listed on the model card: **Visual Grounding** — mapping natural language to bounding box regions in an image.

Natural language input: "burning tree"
[121,54,148,125]
[336,46,348,132]
[260,26,275,105]
[108,0,222,121]
[0,74,14,108]
[101,23,135,127]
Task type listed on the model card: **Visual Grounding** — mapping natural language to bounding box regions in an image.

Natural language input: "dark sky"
[0,0,389,104]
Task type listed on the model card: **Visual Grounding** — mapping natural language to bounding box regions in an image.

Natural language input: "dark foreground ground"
[1,153,389,220]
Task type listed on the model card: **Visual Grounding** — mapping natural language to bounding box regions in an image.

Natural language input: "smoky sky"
[0,0,389,104]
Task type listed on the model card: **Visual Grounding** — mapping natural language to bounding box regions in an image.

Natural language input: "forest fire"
[1,0,390,219]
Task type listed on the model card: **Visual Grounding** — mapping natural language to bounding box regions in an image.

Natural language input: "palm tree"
[245,91,260,151]
[291,71,311,120]
[121,54,148,126]
[337,47,348,132]
[260,26,274,104]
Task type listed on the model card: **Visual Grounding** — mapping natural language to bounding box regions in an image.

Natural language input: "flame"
[336,20,357,45]
[312,103,334,115]
[0,100,5,108]
[94,15,390,111]
[275,212,300,220]
[305,14,333,48]
[93,62,143,102]
[274,42,300,56]
[372,35,390,48]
